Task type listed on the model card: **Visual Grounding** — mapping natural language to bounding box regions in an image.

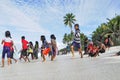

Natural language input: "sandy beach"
[0,46,120,80]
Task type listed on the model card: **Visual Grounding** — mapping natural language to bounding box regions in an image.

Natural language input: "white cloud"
[76,0,115,26]
[0,0,49,34]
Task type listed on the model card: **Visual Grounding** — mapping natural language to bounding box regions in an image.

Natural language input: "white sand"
[0,46,120,80]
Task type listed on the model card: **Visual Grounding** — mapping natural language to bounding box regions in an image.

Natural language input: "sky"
[0,0,120,50]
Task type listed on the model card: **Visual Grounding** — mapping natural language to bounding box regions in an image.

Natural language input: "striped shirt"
[73,30,81,43]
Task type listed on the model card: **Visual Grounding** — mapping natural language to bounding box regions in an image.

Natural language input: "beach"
[0,46,120,80]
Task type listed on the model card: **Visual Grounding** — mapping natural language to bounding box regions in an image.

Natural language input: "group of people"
[1,23,114,67]
[1,31,58,67]
[70,24,112,58]
[83,40,106,57]
[83,35,113,57]
[19,37,40,62]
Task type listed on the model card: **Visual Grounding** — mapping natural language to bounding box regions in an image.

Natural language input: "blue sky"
[0,0,120,50]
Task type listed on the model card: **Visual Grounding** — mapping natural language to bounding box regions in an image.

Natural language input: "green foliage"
[92,15,120,45]
[62,32,87,46]
[62,33,74,45]
[63,13,76,31]
[63,13,88,47]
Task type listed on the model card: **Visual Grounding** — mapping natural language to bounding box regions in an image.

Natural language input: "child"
[105,35,112,50]
[48,43,52,58]
[10,45,17,64]
[40,47,44,57]
[84,38,88,55]
[71,24,83,58]
[99,42,106,53]
[1,31,13,67]
[88,44,99,57]
[87,42,93,57]
[21,36,30,62]
[50,34,57,61]
[34,41,39,59]
[40,35,50,62]
[27,41,34,60]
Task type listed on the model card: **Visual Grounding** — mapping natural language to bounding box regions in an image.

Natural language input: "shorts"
[52,47,56,56]
[21,49,28,56]
[2,46,11,59]
[105,43,111,47]
[99,49,105,53]
[10,51,14,59]
[89,52,96,57]
[72,41,81,49]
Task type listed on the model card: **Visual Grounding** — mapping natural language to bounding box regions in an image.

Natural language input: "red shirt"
[3,37,13,47]
[22,39,28,50]
[88,44,93,50]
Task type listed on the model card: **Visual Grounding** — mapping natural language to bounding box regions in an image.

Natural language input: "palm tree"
[63,33,69,45]
[63,33,74,45]
[105,16,120,37]
[63,13,76,32]
[92,15,120,45]
[104,16,120,45]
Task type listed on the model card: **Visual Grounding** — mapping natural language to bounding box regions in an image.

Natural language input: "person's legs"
[76,43,83,58]
[34,51,37,59]
[7,58,11,66]
[11,52,17,63]
[41,50,43,57]
[26,56,30,62]
[19,50,25,61]
[36,52,38,59]
[107,43,111,50]
[2,58,5,67]
[84,47,87,55]
[13,58,17,63]
[51,51,53,61]
[25,53,30,62]
[71,46,75,57]
[21,50,25,61]
[41,50,46,62]
[96,51,99,56]
[26,53,30,62]
[42,55,46,62]
[51,54,56,61]
[51,48,56,61]
[2,52,5,67]
[53,52,56,60]
[31,53,34,60]
[19,53,22,60]
[10,59,12,64]
[10,51,13,64]
[1,47,6,67]
[7,48,11,66]
[78,48,83,58]
[24,50,30,62]
[19,50,24,60]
